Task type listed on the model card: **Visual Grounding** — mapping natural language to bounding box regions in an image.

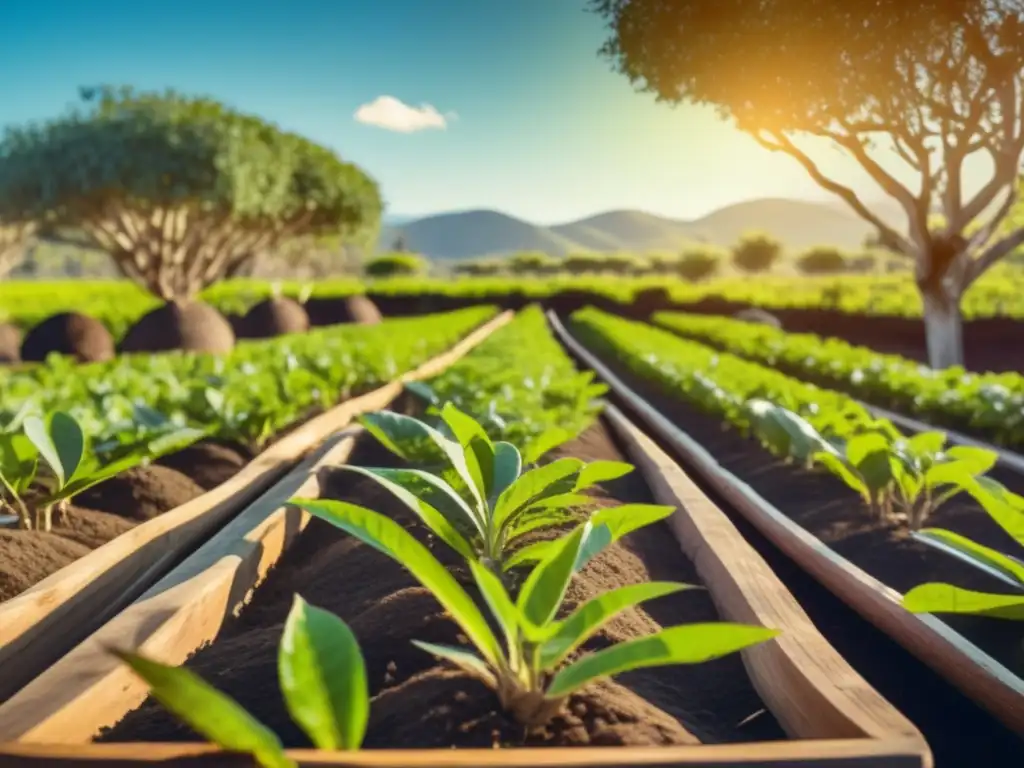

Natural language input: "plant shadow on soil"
[99,415,786,749]
[567,329,1024,766]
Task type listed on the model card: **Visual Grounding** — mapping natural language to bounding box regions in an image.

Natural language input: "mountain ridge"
[378,197,905,261]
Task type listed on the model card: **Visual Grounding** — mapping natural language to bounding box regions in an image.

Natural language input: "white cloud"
[353,95,453,133]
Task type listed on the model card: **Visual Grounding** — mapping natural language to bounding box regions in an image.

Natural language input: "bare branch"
[965,225,1024,289]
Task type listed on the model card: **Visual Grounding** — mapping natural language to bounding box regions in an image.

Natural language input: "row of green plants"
[568,309,1024,663]
[110,309,778,761]
[653,311,1024,449]
[4,264,1024,337]
[0,307,496,530]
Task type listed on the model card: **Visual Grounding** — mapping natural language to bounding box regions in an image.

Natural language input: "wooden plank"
[0,738,928,767]
[547,311,1024,737]
[603,405,928,752]
[0,309,513,704]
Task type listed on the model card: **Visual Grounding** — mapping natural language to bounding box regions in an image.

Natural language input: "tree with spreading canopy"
[0,86,381,302]
[590,0,1024,368]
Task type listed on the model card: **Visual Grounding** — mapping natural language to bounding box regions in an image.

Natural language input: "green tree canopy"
[591,0,1024,367]
[0,86,381,300]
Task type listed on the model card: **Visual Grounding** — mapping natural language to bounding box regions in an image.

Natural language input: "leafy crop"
[114,595,368,768]
[571,309,1009,530]
[654,311,1024,449]
[294,497,777,727]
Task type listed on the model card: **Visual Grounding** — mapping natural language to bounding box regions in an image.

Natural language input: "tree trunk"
[921,285,964,369]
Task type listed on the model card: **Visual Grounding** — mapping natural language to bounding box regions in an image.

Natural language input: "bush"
[677,247,721,281]
[509,251,558,274]
[732,233,782,273]
[797,246,848,274]
[364,253,427,278]
[453,259,502,276]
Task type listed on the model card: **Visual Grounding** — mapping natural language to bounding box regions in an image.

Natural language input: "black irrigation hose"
[546,311,1024,768]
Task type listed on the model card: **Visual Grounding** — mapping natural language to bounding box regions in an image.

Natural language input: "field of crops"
[3,294,1024,767]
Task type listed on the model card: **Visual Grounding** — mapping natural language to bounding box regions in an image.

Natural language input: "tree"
[591,0,1024,368]
[364,253,426,277]
[732,232,783,273]
[0,86,381,302]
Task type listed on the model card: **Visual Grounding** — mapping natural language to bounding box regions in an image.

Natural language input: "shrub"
[732,233,782,273]
[509,251,558,274]
[796,246,848,274]
[677,247,721,281]
[364,253,427,278]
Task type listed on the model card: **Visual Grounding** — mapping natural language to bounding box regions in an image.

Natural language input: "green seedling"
[293,497,778,727]
[112,595,368,768]
[350,403,634,575]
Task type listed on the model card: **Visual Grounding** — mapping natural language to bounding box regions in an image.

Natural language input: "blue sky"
[0,0,990,223]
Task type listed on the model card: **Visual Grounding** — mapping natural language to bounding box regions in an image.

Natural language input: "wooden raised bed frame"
[0,398,930,765]
[0,309,513,704]
[548,310,1024,737]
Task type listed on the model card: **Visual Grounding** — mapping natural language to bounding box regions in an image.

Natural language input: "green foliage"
[509,251,559,275]
[732,233,782,273]
[653,311,1024,450]
[293,495,777,727]
[363,253,426,278]
[677,247,721,281]
[796,246,847,274]
[114,594,369,768]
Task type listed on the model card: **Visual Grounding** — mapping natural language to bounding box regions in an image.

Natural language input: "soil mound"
[119,301,235,354]
[74,465,205,521]
[21,312,115,363]
[241,297,310,338]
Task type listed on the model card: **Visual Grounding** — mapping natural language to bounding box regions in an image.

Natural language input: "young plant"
[903,477,1024,621]
[348,403,633,575]
[111,595,368,768]
[292,497,779,727]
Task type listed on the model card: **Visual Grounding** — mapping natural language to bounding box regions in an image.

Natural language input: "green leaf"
[404,381,438,405]
[24,414,66,487]
[906,431,947,455]
[539,582,692,669]
[903,583,1024,620]
[546,623,779,699]
[279,596,368,750]
[358,410,440,462]
[846,432,891,468]
[913,528,1024,587]
[523,427,573,464]
[574,461,633,491]
[856,449,893,494]
[113,650,293,768]
[0,433,38,496]
[970,477,1024,544]
[494,457,584,532]
[944,446,998,476]
[440,402,495,500]
[813,452,867,496]
[293,498,502,667]
[504,538,556,570]
[336,466,479,558]
[50,412,86,486]
[491,441,522,501]
[517,522,593,629]
[469,561,521,654]
[410,641,497,687]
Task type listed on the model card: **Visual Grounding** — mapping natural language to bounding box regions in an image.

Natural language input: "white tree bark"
[921,288,965,369]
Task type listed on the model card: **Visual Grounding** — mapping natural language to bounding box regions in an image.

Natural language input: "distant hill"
[379,198,902,260]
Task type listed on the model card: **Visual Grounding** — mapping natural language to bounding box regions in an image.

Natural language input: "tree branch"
[965,225,1024,289]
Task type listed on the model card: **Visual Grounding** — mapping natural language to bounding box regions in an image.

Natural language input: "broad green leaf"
[505,507,579,544]
[943,446,999,476]
[587,504,674,551]
[504,538,555,570]
[146,427,208,459]
[574,461,633,491]
[846,432,891,467]
[358,411,440,462]
[906,431,947,456]
[856,449,893,495]
[970,477,1024,543]
[469,561,521,654]
[440,402,495,501]
[410,641,497,687]
[0,433,37,496]
[517,522,592,628]
[494,458,585,532]
[570,520,614,574]
[924,460,978,491]
[903,583,1024,619]
[113,650,293,768]
[539,582,691,669]
[50,412,86,486]
[813,452,867,496]
[337,466,479,558]
[491,441,522,501]
[913,528,1024,586]
[546,623,779,699]
[404,381,438,405]
[293,498,502,667]
[24,415,65,487]
[523,427,573,464]
[279,596,368,750]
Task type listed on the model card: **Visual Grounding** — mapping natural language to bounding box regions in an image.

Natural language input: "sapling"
[293,497,779,726]
[348,404,634,575]
[112,595,368,768]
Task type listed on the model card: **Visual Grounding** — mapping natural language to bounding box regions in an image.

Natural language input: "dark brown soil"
[303,295,382,327]
[20,312,115,363]
[119,301,235,355]
[73,465,205,521]
[240,297,310,339]
[155,441,249,490]
[0,322,22,363]
[53,506,137,549]
[567,328,1024,763]
[0,529,91,600]
[100,420,784,748]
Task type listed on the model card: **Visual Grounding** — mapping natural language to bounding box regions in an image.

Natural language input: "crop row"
[653,311,1024,449]
[0,306,495,473]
